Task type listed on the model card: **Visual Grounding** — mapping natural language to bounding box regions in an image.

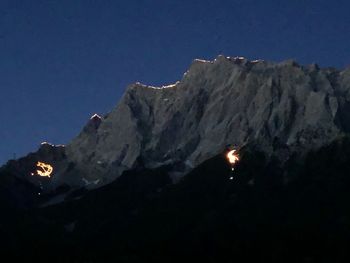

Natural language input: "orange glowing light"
[35,162,53,178]
[227,150,239,165]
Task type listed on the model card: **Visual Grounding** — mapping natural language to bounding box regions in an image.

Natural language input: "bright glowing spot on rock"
[34,162,53,178]
[227,150,239,165]
[229,177,234,180]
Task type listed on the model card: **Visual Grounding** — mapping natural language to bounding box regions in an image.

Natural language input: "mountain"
[3,55,350,195]
[2,55,350,262]
[66,56,350,184]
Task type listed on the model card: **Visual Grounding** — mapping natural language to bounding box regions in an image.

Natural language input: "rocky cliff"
[3,55,350,191]
[65,56,350,183]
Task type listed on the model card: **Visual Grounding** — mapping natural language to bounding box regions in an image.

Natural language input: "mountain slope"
[2,136,350,262]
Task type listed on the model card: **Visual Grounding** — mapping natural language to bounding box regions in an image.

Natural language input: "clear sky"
[1,0,350,165]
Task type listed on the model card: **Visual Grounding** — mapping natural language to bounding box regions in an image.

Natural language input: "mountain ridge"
[65,55,350,184]
[3,55,350,193]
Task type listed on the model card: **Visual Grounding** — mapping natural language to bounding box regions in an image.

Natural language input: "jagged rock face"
[65,55,350,184]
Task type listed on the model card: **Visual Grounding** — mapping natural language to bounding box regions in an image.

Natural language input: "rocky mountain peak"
[83,113,102,132]
[4,55,350,190]
[62,55,350,185]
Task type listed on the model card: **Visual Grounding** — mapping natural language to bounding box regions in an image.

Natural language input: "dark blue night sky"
[1,0,350,164]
